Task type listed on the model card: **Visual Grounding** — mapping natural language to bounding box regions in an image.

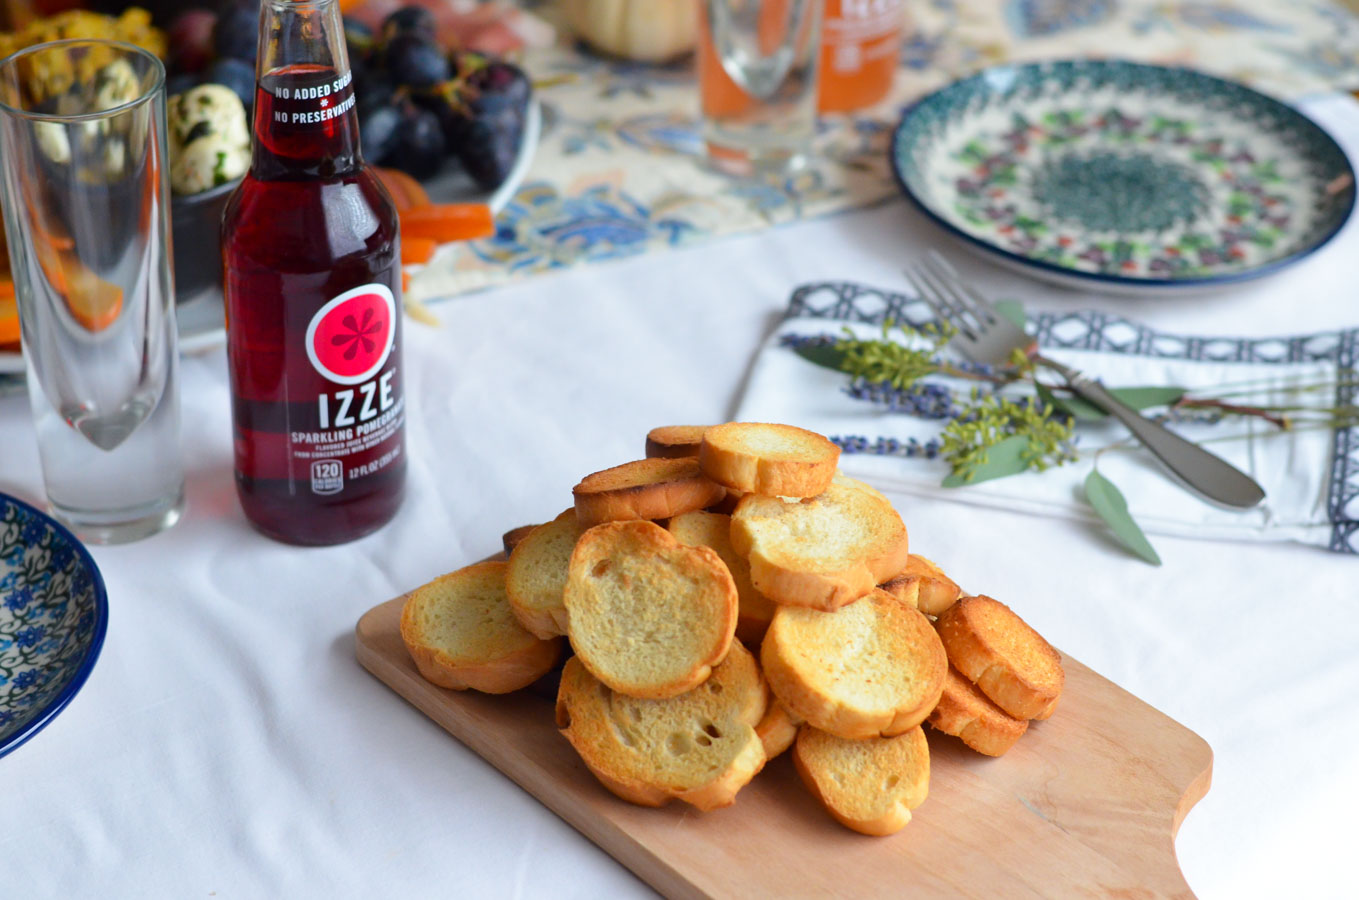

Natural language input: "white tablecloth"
[4,94,1359,899]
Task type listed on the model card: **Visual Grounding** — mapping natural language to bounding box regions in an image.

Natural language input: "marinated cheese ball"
[171,132,249,195]
[34,121,71,164]
[93,58,142,112]
[168,84,250,156]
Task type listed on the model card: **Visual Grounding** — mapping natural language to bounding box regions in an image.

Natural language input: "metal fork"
[906,253,1266,509]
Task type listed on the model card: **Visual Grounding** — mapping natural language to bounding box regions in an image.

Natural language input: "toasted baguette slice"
[400,561,563,694]
[731,480,909,612]
[646,425,711,459]
[668,510,776,646]
[935,595,1064,720]
[880,555,962,617]
[502,523,538,557]
[793,725,930,836]
[505,509,585,640]
[762,590,946,739]
[555,641,768,811]
[877,575,919,610]
[699,423,840,498]
[927,666,1029,756]
[573,457,726,527]
[755,699,802,760]
[565,521,737,699]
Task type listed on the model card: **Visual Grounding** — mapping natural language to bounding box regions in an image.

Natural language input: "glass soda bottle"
[818,0,905,112]
[222,0,406,545]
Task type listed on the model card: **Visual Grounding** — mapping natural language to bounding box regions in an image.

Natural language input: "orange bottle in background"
[818,0,905,112]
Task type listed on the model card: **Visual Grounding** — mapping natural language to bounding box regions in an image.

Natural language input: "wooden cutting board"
[356,590,1212,899]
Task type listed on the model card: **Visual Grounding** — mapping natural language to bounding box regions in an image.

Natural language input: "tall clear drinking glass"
[0,40,184,544]
[698,0,825,175]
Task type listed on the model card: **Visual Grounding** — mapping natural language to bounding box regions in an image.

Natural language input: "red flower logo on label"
[305,284,396,385]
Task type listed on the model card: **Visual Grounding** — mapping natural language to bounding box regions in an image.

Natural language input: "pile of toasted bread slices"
[400,422,1065,836]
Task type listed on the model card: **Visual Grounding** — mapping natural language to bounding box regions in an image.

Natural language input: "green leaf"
[792,342,848,372]
[942,434,1032,487]
[993,299,1027,331]
[1084,469,1161,565]
[1040,385,1185,421]
[1109,386,1185,409]
[1036,383,1104,421]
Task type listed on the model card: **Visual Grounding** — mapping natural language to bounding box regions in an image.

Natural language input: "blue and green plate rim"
[0,491,108,759]
[889,58,1358,292]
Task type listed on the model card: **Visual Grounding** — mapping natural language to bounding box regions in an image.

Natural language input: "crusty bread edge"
[761,598,946,739]
[936,598,1064,720]
[566,527,739,700]
[574,476,726,528]
[927,678,1029,757]
[698,428,838,498]
[792,729,912,837]
[737,542,878,613]
[400,606,563,694]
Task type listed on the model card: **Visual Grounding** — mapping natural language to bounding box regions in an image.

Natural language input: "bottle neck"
[250,0,363,180]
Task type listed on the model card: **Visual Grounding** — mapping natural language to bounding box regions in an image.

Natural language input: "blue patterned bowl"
[0,493,107,758]
[891,60,1356,296]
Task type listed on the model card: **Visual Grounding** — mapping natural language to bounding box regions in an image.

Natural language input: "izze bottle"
[222,0,405,545]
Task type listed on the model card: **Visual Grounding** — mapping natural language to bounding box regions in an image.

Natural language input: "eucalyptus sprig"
[834,319,953,390]
[939,392,1077,486]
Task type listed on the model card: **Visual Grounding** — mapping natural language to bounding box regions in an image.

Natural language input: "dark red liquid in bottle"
[222,50,405,545]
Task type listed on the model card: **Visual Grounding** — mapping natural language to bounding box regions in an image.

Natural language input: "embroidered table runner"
[734,281,1359,554]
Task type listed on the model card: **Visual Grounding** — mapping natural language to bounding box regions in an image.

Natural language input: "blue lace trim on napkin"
[786,281,1359,554]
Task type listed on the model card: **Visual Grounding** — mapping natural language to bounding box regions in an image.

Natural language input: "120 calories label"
[290,284,404,495]
[268,67,356,126]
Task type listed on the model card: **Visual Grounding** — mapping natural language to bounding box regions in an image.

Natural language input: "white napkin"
[735,282,1359,553]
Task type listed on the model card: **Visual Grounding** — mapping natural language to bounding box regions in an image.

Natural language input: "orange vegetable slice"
[0,280,20,347]
[402,237,438,266]
[399,204,496,243]
[375,167,431,212]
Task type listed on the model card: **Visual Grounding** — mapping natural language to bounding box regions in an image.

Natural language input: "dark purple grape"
[356,71,397,115]
[441,60,531,190]
[380,6,437,44]
[204,57,256,112]
[213,4,258,64]
[384,35,450,90]
[359,103,402,166]
[168,9,217,74]
[389,105,446,179]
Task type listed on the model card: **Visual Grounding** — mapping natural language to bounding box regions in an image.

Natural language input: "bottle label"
[265,67,356,128]
[825,0,904,68]
[305,283,396,384]
[285,283,405,494]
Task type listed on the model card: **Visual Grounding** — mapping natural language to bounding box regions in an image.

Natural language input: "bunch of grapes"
[161,3,531,188]
[350,6,532,186]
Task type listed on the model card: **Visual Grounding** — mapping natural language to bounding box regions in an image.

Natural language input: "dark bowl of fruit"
[171,177,241,302]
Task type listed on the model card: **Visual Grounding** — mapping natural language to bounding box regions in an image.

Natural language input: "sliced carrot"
[402,270,412,294]
[0,280,19,346]
[399,203,496,243]
[375,167,431,212]
[402,237,438,266]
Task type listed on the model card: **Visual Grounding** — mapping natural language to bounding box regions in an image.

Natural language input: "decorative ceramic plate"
[0,492,108,758]
[0,100,541,375]
[891,60,1356,296]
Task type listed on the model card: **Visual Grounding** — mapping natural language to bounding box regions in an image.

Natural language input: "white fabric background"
[2,95,1358,898]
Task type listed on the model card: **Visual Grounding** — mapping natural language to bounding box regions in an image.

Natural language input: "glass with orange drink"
[698,0,825,175]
